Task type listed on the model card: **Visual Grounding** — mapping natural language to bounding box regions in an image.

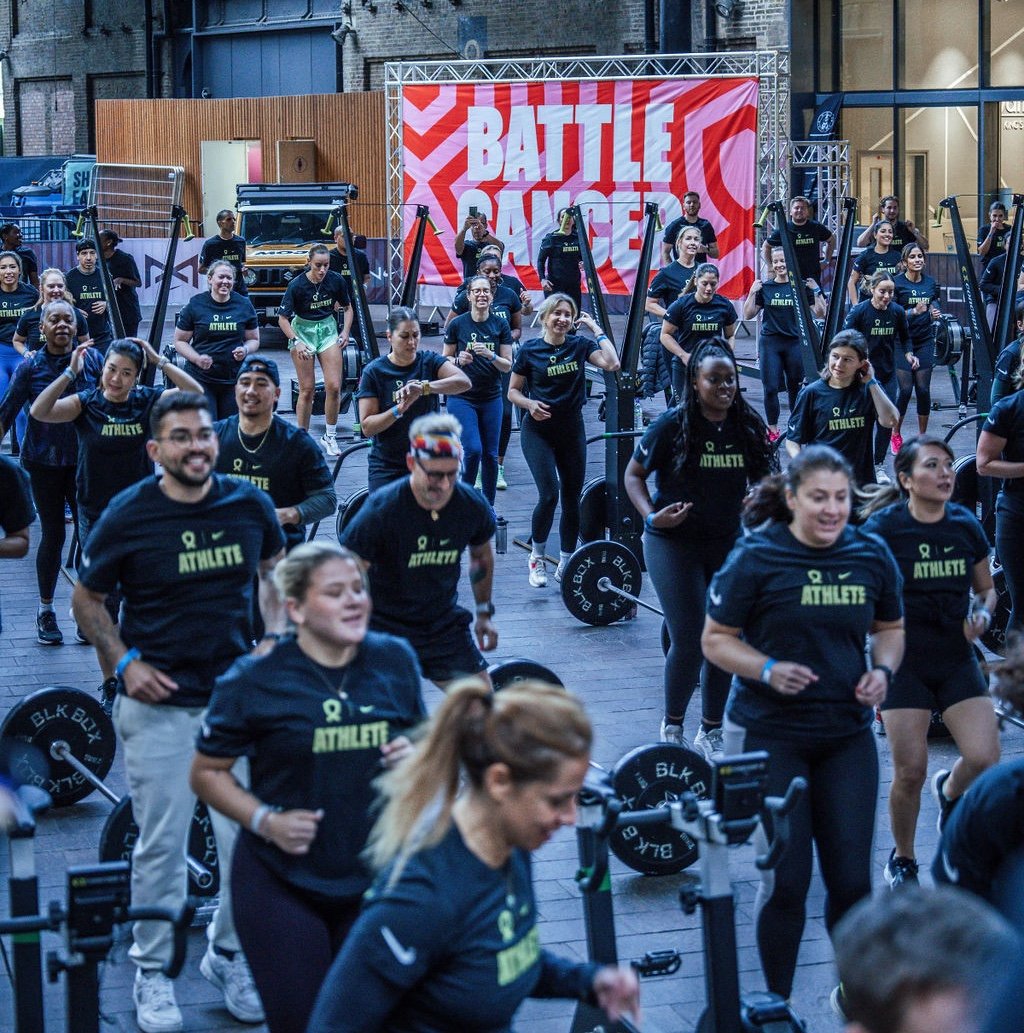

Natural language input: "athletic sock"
[38,601,54,614]
[531,541,547,561]
[700,719,722,733]
[325,422,337,438]
[559,550,572,564]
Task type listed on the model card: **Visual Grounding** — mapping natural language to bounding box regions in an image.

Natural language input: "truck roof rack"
[236,183,358,206]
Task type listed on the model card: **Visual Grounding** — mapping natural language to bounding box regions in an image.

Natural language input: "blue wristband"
[115,647,141,679]
[760,658,777,684]
[391,405,402,420]
[866,378,880,388]
[645,511,657,529]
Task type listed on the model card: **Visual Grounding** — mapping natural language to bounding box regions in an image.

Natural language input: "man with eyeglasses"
[339,412,498,689]
[72,391,286,1033]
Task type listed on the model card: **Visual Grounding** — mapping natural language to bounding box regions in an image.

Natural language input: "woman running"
[660,263,737,401]
[847,220,901,304]
[191,542,425,1033]
[0,249,43,450]
[357,307,469,493]
[13,267,92,356]
[892,244,941,446]
[742,246,825,442]
[624,339,775,759]
[278,243,353,453]
[786,329,899,487]
[702,445,904,1003]
[443,275,513,506]
[307,678,640,1033]
[844,271,912,478]
[508,294,619,586]
[645,225,702,319]
[860,436,1000,887]
[173,260,259,418]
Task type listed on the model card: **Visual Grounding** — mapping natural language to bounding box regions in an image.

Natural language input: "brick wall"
[0,0,146,155]
[693,0,789,51]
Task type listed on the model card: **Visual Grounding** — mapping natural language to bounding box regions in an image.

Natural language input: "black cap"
[76,237,98,253]
[237,355,280,386]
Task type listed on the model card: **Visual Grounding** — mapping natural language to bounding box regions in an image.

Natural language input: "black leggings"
[736,724,878,999]
[499,370,513,459]
[759,335,803,427]
[520,411,586,548]
[25,461,77,601]
[231,833,362,1033]
[195,377,238,419]
[996,502,1024,633]
[895,365,933,420]
[644,532,732,722]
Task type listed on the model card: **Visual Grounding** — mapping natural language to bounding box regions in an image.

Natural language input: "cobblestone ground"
[1,308,1017,1032]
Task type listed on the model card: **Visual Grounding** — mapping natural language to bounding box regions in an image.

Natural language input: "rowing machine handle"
[754,776,807,872]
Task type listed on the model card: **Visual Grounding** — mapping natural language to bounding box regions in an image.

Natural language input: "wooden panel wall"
[94,92,388,237]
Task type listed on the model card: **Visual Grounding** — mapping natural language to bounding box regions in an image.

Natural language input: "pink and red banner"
[401,77,758,299]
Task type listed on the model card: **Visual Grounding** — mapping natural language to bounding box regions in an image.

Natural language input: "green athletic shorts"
[291,315,339,354]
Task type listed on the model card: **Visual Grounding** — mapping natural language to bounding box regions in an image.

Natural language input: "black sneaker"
[98,677,118,718]
[883,849,919,889]
[36,610,63,645]
[932,769,957,832]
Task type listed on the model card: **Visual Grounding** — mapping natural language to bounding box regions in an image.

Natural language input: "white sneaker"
[874,464,891,484]
[693,726,725,762]
[320,433,340,457]
[133,969,183,1033]
[528,556,547,588]
[200,946,265,1024]
[659,719,691,750]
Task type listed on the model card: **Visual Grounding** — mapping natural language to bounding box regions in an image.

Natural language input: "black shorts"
[408,610,486,684]
[881,653,987,712]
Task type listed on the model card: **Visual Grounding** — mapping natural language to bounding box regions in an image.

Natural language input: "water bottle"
[634,399,643,432]
[495,516,507,554]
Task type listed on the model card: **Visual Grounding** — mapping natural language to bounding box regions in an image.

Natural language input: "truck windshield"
[241,212,330,246]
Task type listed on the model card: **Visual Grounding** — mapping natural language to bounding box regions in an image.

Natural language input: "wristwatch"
[475,601,495,617]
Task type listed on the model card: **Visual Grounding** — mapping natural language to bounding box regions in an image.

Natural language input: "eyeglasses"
[157,428,216,445]
[415,458,460,483]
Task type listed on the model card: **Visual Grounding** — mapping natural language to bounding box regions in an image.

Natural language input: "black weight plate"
[489,659,564,691]
[981,565,1011,657]
[934,314,965,367]
[99,795,220,898]
[561,540,642,627]
[335,486,370,543]
[951,454,995,545]
[578,477,607,545]
[608,743,712,875]
[0,686,115,806]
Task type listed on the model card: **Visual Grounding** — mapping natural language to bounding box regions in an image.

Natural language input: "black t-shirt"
[78,475,285,707]
[500,273,526,295]
[708,522,903,741]
[176,291,259,384]
[450,284,522,329]
[65,268,114,347]
[106,249,143,322]
[308,822,599,1033]
[0,283,41,346]
[356,351,448,480]
[892,273,940,347]
[633,407,749,542]
[766,219,832,280]
[852,247,901,294]
[278,270,350,322]
[663,294,737,357]
[199,234,248,296]
[978,224,1013,269]
[787,379,877,487]
[754,280,815,340]
[511,334,598,416]
[16,245,38,284]
[979,251,1022,302]
[72,385,165,520]
[15,307,90,350]
[933,758,1024,901]
[340,478,495,640]
[456,237,489,281]
[983,392,1024,516]
[843,300,910,383]
[328,247,370,285]
[443,313,513,403]
[214,414,334,551]
[663,215,717,262]
[647,263,693,310]
[993,338,1023,400]
[198,633,425,903]
[536,231,582,288]
[861,501,989,647]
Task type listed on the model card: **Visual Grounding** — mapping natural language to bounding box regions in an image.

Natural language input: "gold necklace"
[237,421,272,454]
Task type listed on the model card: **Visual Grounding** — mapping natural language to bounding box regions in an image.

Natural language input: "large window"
[991,0,1024,88]
[897,0,978,89]
[840,0,893,90]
